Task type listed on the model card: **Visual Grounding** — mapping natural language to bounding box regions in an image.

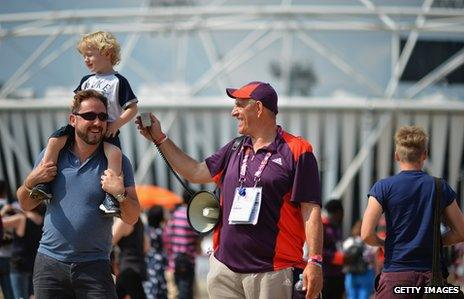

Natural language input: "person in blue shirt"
[16,89,141,298]
[361,125,464,299]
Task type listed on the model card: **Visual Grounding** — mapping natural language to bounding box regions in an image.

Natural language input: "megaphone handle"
[147,130,194,197]
[203,207,219,218]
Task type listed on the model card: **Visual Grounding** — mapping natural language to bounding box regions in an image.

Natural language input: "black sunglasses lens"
[78,112,108,121]
[97,113,109,121]
[80,113,96,120]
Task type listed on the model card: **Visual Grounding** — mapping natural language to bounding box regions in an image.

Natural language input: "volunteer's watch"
[115,191,127,203]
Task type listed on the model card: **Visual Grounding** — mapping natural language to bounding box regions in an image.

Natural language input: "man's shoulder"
[373,173,422,189]
[388,171,429,183]
[213,136,245,157]
[32,148,47,167]
[280,130,314,155]
[91,146,132,166]
[372,176,394,188]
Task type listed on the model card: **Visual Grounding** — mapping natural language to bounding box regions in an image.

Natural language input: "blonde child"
[31,31,138,217]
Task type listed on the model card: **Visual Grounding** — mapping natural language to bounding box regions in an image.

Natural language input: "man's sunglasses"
[73,112,109,121]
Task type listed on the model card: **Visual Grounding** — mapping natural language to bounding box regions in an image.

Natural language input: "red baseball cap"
[226,81,278,115]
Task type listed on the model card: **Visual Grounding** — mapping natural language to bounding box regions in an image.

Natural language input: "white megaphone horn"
[187,191,220,234]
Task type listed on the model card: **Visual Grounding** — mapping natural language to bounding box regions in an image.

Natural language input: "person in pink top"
[163,190,200,299]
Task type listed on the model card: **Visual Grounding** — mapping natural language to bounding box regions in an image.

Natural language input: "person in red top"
[136,81,323,299]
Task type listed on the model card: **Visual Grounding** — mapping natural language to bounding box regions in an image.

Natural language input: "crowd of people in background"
[0,180,45,299]
[321,199,377,299]
[2,177,464,299]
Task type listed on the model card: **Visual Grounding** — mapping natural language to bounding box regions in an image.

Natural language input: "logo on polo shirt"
[271,157,282,166]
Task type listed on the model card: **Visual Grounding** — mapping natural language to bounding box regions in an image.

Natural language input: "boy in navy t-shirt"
[361,125,464,298]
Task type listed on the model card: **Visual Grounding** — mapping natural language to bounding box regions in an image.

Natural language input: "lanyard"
[238,148,272,195]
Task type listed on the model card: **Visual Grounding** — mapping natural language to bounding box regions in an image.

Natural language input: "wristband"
[308,254,323,263]
[154,133,167,146]
[308,260,322,268]
[307,258,323,265]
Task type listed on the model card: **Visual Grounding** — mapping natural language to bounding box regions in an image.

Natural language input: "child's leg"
[33,136,67,199]
[100,142,123,216]
[42,136,68,166]
[103,142,122,177]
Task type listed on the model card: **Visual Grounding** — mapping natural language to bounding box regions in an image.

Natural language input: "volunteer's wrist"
[154,132,168,146]
[152,129,164,141]
[307,254,323,267]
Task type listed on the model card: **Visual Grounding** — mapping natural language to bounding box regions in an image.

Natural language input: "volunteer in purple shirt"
[136,81,323,299]
[361,125,464,299]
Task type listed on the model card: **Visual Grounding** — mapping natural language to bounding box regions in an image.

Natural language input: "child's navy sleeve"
[115,74,138,109]
[73,75,93,94]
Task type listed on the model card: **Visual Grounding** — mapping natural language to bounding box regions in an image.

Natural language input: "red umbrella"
[135,185,182,209]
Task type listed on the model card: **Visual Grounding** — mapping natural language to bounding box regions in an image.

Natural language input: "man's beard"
[75,126,104,145]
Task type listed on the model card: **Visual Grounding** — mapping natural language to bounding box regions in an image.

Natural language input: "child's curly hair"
[77,31,121,66]
[395,125,428,163]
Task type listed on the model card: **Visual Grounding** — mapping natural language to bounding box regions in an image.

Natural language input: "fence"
[1,96,463,231]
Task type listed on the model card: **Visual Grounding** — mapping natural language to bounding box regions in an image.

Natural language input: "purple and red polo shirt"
[205,126,321,273]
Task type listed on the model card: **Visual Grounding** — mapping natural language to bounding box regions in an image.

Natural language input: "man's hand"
[135,113,164,143]
[25,161,57,187]
[302,263,323,299]
[100,169,125,196]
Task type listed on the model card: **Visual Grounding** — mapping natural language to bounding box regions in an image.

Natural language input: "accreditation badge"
[228,187,262,225]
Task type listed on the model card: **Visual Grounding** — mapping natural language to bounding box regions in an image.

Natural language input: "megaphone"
[187,191,220,234]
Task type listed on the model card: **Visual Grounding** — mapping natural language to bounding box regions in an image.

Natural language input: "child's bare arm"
[106,103,138,138]
[104,143,122,176]
[43,136,67,164]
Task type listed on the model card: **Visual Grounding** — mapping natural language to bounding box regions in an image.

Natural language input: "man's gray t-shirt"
[35,145,135,262]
